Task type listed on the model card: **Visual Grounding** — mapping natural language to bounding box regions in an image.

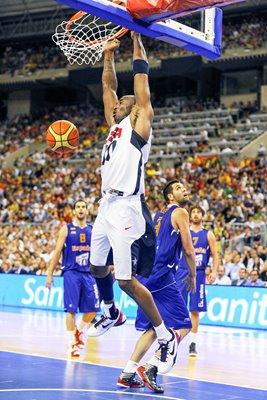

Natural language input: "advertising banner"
[0,275,266,330]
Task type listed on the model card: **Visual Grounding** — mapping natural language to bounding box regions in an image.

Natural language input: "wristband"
[133,59,149,76]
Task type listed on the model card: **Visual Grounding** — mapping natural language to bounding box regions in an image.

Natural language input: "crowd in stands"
[0,103,106,163]
[0,16,266,76]
[0,110,266,287]
[0,98,264,164]
[222,17,267,51]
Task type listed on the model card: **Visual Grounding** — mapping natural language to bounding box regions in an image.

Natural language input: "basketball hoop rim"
[65,10,128,47]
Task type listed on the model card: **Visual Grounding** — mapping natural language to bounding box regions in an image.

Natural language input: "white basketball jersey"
[101,116,152,196]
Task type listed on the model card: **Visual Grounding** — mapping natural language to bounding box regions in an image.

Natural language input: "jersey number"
[102,141,117,165]
[155,217,163,236]
[193,237,199,246]
[102,127,122,165]
[80,233,86,243]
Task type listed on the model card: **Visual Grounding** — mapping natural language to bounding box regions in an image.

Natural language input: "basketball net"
[52,11,128,65]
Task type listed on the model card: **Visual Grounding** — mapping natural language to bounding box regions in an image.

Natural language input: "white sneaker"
[157,328,180,374]
[87,310,126,337]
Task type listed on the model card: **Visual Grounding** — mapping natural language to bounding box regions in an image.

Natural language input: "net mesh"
[52,13,127,65]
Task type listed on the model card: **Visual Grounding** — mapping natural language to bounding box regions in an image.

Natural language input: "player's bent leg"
[117,329,157,389]
[119,277,179,373]
[118,277,162,327]
[90,264,110,279]
[87,265,126,337]
[131,329,157,362]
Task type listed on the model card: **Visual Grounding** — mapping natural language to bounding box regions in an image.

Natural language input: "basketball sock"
[154,321,172,342]
[104,302,118,319]
[122,360,139,374]
[77,319,87,332]
[94,271,114,303]
[67,330,75,345]
[190,332,197,344]
[147,355,159,368]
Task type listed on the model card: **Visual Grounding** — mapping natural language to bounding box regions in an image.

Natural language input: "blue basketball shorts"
[176,268,207,312]
[63,270,101,313]
[135,282,192,331]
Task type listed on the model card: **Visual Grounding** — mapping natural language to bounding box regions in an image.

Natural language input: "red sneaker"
[74,328,85,349]
[67,344,80,358]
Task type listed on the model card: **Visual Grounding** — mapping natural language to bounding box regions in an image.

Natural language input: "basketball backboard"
[53,0,245,60]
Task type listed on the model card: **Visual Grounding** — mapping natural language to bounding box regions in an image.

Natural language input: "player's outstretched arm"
[130,32,153,141]
[46,225,67,289]
[102,40,120,127]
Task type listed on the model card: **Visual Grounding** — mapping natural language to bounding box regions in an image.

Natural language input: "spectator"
[226,253,245,281]
[35,259,48,275]
[0,260,15,273]
[243,227,253,246]
[245,270,265,287]
[215,265,231,285]
[251,255,264,272]
[259,261,267,283]
[206,273,216,285]
[247,250,264,272]
[231,267,248,286]
[256,143,266,156]
[252,226,263,246]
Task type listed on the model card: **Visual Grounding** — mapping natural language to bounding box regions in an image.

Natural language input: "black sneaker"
[189,342,198,357]
[117,373,144,388]
[136,365,164,393]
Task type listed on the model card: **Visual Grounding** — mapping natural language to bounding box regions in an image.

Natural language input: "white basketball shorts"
[90,193,155,280]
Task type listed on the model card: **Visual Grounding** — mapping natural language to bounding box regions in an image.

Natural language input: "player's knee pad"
[90,264,110,278]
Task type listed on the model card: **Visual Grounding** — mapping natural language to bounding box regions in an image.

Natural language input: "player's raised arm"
[102,40,120,127]
[46,225,67,289]
[130,32,154,141]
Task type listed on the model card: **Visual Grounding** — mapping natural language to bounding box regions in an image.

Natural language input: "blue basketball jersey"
[143,204,182,291]
[179,227,210,270]
[61,223,92,273]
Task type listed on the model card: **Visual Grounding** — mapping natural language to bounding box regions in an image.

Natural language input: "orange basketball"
[46,120,79,156]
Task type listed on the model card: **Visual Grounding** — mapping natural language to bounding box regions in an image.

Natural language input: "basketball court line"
[1,350,266,400]
[1,349,266,393]
[1,306,267,398]
[0,388,185,400]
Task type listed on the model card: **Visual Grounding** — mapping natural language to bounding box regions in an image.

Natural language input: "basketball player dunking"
[87,32,179,376]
